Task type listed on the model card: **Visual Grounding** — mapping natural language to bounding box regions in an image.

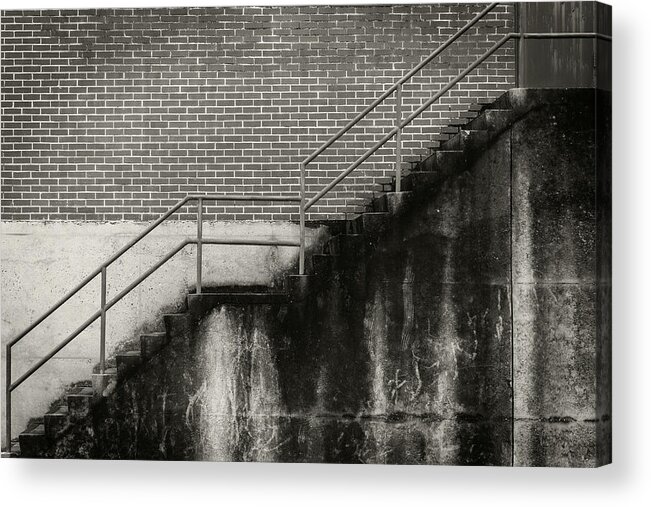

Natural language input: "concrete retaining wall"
[6,89,611,466]
[1,220,326,444]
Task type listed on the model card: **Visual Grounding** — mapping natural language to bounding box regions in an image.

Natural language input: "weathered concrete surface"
[596,90,612,466]
[1,220,326,445]
[511,89,612,466]
[517,2,611,90]
[344,129,513,464]
[19,89,610,466]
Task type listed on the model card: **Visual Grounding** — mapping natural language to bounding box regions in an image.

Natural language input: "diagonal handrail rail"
[4,193,301,450]
[301,2,500,167]
[7,194,300,350]
[3,1,613,452]
[301,26,612,210]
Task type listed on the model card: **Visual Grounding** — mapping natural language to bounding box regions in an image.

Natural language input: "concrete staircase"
[7,90,528,459]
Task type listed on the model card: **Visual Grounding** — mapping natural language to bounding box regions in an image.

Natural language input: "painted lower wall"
[1,220,327,444]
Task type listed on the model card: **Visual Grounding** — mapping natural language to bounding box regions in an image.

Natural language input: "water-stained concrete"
[31,89,610,466]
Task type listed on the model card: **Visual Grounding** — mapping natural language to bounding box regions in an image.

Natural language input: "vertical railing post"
[299,162,306,275]
[4,344,11,452]
[99,266,107,374]
[518,3,526,87]
[196,197,203,294]
[395,83,403,193]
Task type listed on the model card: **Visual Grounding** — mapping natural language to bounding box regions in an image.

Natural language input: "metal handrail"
[3,0,613,451]
[301,25,612,210]
[4,193,301,449]
[301,2,500,167]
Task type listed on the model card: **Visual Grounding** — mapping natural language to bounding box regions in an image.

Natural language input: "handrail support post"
[299,162,306,275]
[197,197,203,294]
[395,84,403,193]
[100,266,107,374]
[4,344,11,453]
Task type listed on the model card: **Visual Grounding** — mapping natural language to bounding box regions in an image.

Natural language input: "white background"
[1,0,649,504]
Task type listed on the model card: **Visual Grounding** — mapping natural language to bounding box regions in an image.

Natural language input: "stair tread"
[46,405,68,416]
[68,385,92,395]
[191,285,278,294]
[21,424,45,436]
[188,292,289,311]
[192,290,285,296]
[118,350,141,357]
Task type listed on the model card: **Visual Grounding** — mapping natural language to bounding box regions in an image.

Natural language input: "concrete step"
[92,367,117,397]
[441,129,489,155]
[338,233,366,256]
[459,109,480,119]
[426,142,442,153]
[401,171,441,192]
[351,212,390,237]
[476,96,497,106]
[311,253,337,275]
[417,150,464,176]
[67,386,94,418]
[18,423,47,458]
[441,125,460,135]
[116,350,142,380]
[466,108,516,133]
[1,439,20,458]
[163,313,192,340]
[140,332,168,360]
[371,177,395,193]
[286,274,312,302]
[43,404,68,439]
[403,154,422,163]
[372,191,413,214]
[431,132,452,143]
[10,439,20,457]
[188,290,288,316]
[447,117,468,127]
[324,235,341,256]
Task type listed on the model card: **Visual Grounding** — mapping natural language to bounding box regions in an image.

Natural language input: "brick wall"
[1,4,515,221]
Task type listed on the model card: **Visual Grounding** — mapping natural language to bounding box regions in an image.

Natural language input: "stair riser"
[18,433,47,458]
[116,354,142,381]
[372,192,412,214]
[312,254,336,276]
[140,334,167,361]
[164,314,193,342]
[324,236,341,255]
[441,130,490,155]
[44,409,68,440]
[466,109,515,134]
[352,213,390,239]
[402,172,441,192]
[67,395,92,419]
[417,151,464,177]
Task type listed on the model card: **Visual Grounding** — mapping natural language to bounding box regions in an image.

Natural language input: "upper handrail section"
[301,2,500,167]
[302,13,612,209]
